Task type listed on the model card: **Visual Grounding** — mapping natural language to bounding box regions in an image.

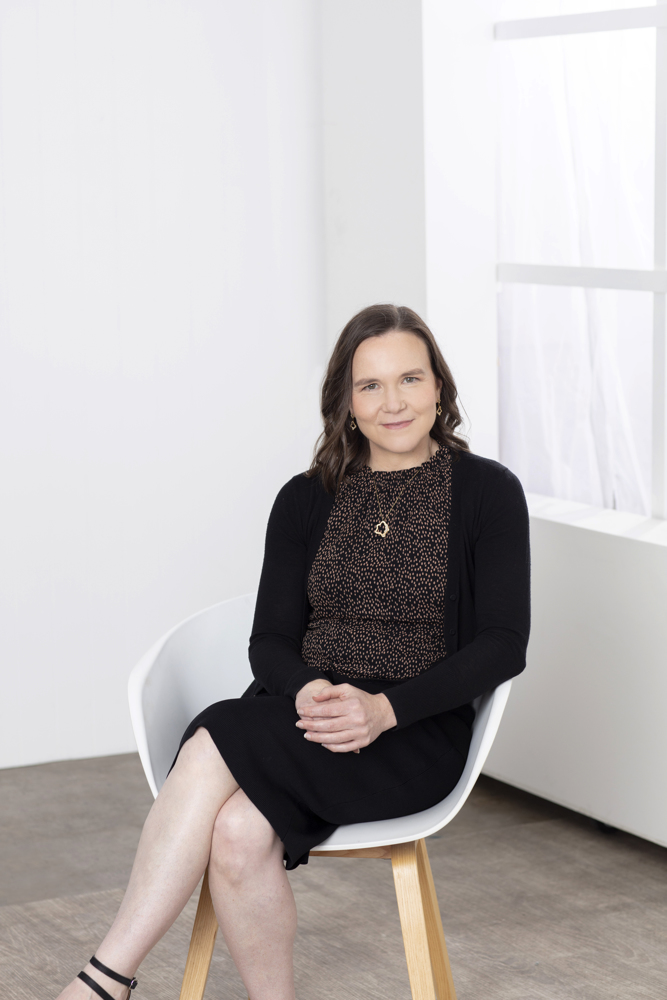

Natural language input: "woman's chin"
[369,431,433,459]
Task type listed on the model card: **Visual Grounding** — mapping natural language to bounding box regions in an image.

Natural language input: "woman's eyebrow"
[353,367,426,388]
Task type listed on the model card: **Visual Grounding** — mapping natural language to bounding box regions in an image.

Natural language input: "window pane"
[498,284,652,515]
[498,28,655,269]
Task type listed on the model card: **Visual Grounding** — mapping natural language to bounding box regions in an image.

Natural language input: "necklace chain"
[371,467,421,538]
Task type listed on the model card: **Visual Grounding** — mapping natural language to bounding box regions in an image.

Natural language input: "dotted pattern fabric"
[302,446,452,681]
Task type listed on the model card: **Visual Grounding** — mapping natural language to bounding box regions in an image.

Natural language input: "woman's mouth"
[381,419,413,430]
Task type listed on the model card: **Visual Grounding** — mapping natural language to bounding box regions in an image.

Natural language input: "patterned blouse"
[301,446,452,681]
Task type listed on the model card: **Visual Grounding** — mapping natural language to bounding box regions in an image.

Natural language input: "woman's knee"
[210,792,280,882]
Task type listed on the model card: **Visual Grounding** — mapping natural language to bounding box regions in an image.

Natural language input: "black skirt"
[175,674,474,869]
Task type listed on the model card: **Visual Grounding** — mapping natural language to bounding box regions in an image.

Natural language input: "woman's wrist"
[376,692,398,731]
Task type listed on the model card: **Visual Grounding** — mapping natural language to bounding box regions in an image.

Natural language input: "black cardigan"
[248,450,531,729]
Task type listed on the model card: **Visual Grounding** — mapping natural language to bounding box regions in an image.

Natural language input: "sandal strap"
[77,971,118,1000]
[89,956,138,990]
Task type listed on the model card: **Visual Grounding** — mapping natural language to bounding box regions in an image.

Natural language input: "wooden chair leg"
[391,841,437,1000]
[179,868,219,1000]
[416,839,457,1000]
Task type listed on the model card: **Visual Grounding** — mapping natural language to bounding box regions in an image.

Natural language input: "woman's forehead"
[352,330,430,373]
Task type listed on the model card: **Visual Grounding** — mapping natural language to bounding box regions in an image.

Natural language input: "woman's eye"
[403,377,419,384]
[361,383,379,391]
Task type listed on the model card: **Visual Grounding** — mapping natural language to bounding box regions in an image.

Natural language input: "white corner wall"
[0,0,326,769]
[422,0,500,459]
[320,0,502,452]
[320,0,427,345]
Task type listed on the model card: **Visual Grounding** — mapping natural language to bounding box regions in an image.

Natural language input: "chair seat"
[312,789,475,851]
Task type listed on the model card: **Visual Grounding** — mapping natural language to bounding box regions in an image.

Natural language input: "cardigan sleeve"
[248,479,331,699]
[383,467,531,729]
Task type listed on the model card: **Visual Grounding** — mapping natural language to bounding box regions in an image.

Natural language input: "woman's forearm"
[383,626,527,729]
[249,633,330,699]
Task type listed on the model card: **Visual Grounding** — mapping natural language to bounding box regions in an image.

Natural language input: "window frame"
[495,3,667,520]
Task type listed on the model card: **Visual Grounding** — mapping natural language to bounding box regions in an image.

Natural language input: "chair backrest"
[128,595,512,848]
[128,594,256,796]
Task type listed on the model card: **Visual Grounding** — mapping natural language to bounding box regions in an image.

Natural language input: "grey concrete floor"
[1,754,666,999]
[1,754,153,906]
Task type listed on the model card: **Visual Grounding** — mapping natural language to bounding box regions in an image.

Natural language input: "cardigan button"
[449,628,456,635]
[449,594,457,601]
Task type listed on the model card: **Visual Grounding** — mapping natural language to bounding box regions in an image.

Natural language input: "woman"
[58,304,530,1000]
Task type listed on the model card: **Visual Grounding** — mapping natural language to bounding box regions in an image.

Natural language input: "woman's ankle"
[80,960,136,1000]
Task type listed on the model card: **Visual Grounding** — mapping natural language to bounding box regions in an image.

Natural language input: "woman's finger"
[310,687,337,701]
[323,740,364,753]
[311,683,353,701]
[298,697,360,719]
[297,717,347,732]
[295,712,360,733]
[297,716,360,734]
[298,705,347,719]
[303,728,361,745]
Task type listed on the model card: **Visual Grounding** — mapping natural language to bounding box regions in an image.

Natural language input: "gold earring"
[350,416,357,431]
[436,397,443,416]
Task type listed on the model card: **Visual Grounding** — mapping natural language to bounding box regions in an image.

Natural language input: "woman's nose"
[383,392,405,413]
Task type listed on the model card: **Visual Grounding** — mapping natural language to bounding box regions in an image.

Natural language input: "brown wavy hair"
[307,304,469,493]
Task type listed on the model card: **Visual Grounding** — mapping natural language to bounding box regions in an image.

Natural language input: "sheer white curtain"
[497,23,655,514]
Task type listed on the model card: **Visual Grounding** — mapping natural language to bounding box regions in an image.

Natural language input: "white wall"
[1,0,436,771]
[422,0,500,458]
[320,0,427,345]
[485,502,667,848]
[320,0,502,458]
[0,0,326,768]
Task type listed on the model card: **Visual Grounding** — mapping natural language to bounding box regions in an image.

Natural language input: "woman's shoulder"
[266,471,335,549]
[271,470,332,522]
[454,448,517,480]
[277,470,329,503]
[452,450,526,507]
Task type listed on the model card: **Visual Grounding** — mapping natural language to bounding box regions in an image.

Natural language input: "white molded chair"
[128,594,512,1000]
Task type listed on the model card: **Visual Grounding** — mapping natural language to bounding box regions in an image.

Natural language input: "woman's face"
[350,330,441,467]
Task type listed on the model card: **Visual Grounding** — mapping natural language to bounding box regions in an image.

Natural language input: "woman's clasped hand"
[295,679,398,753]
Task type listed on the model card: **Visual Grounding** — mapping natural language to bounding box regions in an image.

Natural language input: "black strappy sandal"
[77,955,138,1000]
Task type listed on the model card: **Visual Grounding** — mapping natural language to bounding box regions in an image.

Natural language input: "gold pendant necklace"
[371,467,421,538]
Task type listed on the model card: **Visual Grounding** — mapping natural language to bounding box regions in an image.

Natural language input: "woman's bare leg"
[208,790,297,1000]
[56,728,238,1000]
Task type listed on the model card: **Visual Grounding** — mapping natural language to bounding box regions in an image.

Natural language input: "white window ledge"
[526,492,667,546]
